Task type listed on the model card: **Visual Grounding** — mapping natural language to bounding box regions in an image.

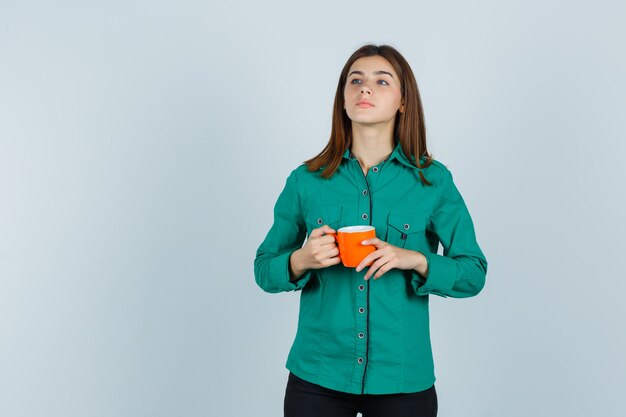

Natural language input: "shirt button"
[358,285,365,291]
[404,223,410,230]
[357,358,364,364]
[362,189,368,196]
[317,218,323,224]
[372,167,379,173]
[362,213,368,220]
[358,332,365,339]
[358,307,365,313]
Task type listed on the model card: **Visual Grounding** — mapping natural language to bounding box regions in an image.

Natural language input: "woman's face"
[343,55,403,127]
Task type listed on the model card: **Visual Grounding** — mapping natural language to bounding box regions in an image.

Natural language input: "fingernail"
[361,240,367,245]
[355,266,361,272]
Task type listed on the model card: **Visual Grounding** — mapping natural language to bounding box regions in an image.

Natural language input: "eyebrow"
[348,70,394,78]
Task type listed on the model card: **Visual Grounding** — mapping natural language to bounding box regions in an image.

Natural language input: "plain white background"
[1,1,625,416]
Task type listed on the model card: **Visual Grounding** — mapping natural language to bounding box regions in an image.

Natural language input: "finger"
[315,245,339,263]
[355,251,380,272]
[364,258,385,280]
[364,255,393,280]
[373,262,393,280]
[361,237,385,248]
[309,225,336,239]
[320,235,338,245]
[320,246,340,259]
[355,256,371,273]
[322,225,336,235]
[321,254,341,267]
[313,240,337,252]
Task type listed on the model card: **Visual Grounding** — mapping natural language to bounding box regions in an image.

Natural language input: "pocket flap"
[387,211,427,234]
[306,205,343,228]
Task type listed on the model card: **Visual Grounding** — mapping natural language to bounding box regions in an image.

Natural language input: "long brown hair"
[304,44,434,185]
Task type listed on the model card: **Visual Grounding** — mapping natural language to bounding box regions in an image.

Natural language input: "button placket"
[355,278,368,375]
[360,192,369,225]
[352,156,370,387]
[354,159,370,226]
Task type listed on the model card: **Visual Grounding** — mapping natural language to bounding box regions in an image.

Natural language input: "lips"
[357,100,374,108]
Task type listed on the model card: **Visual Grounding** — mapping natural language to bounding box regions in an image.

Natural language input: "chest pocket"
[305,205,343,236]
[385,210,428,249]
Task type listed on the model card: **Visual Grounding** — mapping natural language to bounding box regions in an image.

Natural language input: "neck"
[350,122,395,169]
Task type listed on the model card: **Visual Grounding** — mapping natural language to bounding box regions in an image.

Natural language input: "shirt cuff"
[411,252,457,297]
[269,249,313,292]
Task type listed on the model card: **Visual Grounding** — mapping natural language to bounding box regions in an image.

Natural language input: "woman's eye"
[349,79,389,85]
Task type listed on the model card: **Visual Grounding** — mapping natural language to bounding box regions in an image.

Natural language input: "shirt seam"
[428,167,448,226]
[294,167,304,225]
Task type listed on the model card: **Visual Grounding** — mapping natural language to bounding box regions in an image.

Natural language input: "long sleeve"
[411,168,488,298]
[254,168,314,293]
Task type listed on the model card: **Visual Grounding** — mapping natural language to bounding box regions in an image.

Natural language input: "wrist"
[289,249,308,281]
[413,251,429,277]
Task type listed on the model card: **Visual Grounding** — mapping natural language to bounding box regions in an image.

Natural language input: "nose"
[360,85,372,95]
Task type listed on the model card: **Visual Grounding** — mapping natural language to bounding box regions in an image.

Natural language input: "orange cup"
[330,226,376,268]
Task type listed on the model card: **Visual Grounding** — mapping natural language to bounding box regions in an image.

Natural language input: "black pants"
[284,372,438,417]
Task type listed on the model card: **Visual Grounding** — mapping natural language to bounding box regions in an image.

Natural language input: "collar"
[342,141,425,170]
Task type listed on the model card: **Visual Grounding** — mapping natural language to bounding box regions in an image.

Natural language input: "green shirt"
[254,141,488,395]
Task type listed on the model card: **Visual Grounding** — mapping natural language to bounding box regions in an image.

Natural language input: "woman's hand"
[290,225,341,280]
[355,238,429,280]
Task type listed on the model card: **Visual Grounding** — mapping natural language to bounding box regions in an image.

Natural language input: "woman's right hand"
[289,225,341,280]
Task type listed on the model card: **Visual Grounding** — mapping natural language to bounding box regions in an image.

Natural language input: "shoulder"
[288,162,327,181]
[428,158,448,171]
[282,164,318,189]
[417,157,452,186]
[287,163,312,180]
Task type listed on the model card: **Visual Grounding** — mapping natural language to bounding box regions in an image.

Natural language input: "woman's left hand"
[355,237,425,280]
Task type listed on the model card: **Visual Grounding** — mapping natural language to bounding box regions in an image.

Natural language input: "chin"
[349,116,390,126]
[347,111,395,125]
[346,112,374,122]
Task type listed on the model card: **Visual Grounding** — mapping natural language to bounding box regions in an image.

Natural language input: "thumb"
[310,225,336,238]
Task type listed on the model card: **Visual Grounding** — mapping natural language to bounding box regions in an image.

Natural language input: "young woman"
[254,44,488,417]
